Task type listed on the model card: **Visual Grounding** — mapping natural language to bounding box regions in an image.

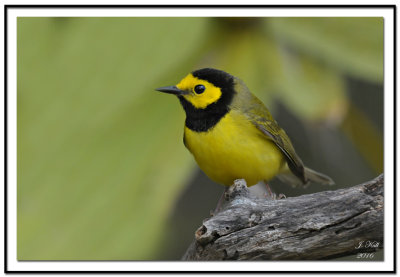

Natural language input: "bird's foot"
[264,192,286,200]
[264,191,276,200]
[264,181,276,200]
[264,180,286,200]
[277,193,286,200]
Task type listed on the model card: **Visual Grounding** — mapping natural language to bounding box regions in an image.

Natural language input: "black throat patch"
[178,68,235,132]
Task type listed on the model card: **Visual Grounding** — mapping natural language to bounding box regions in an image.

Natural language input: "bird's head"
[156,68,236,111]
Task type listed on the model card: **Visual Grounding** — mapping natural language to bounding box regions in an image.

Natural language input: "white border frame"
[4,5,395,272]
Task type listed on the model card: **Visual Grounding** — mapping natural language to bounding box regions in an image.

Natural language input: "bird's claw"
[264,192,286,200]
[277,193,286,200]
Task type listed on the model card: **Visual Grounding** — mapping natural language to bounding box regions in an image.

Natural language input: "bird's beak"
[155,86,187,96]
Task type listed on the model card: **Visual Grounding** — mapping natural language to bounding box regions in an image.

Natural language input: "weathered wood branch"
[183,174,383,260]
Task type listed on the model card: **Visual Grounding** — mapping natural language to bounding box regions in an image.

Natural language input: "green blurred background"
[17,17,383,260]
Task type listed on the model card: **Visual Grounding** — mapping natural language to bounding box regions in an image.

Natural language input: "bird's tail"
[277,166,334,187]
[304,167,335,185]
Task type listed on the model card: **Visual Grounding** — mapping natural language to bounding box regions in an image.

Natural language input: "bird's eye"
[194,84,206,94]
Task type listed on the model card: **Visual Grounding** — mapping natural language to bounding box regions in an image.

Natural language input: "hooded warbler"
[156,68,334,188]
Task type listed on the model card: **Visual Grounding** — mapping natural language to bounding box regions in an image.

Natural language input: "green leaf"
[341,104,383,173]
[268,17,383,83]
[18,17,207,259]
[274,50,348,122]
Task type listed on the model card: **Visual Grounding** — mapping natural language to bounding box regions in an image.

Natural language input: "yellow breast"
[184,110,285,186]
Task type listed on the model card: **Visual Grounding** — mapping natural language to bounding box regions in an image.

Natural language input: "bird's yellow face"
[156,68,236,132]
[176,73,223,109]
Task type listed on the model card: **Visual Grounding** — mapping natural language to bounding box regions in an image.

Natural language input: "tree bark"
[182,174,383,260]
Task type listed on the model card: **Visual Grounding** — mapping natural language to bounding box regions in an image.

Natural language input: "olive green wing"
[246,105,335,186]
[252,118,307,184]
[251,115,335,186]
[232,78,307,184]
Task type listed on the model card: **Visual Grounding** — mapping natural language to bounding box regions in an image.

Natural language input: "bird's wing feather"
[252,120,306,184]
[232,81,307,184]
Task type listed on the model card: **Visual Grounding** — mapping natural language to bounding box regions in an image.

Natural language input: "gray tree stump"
[183,174,383,260]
